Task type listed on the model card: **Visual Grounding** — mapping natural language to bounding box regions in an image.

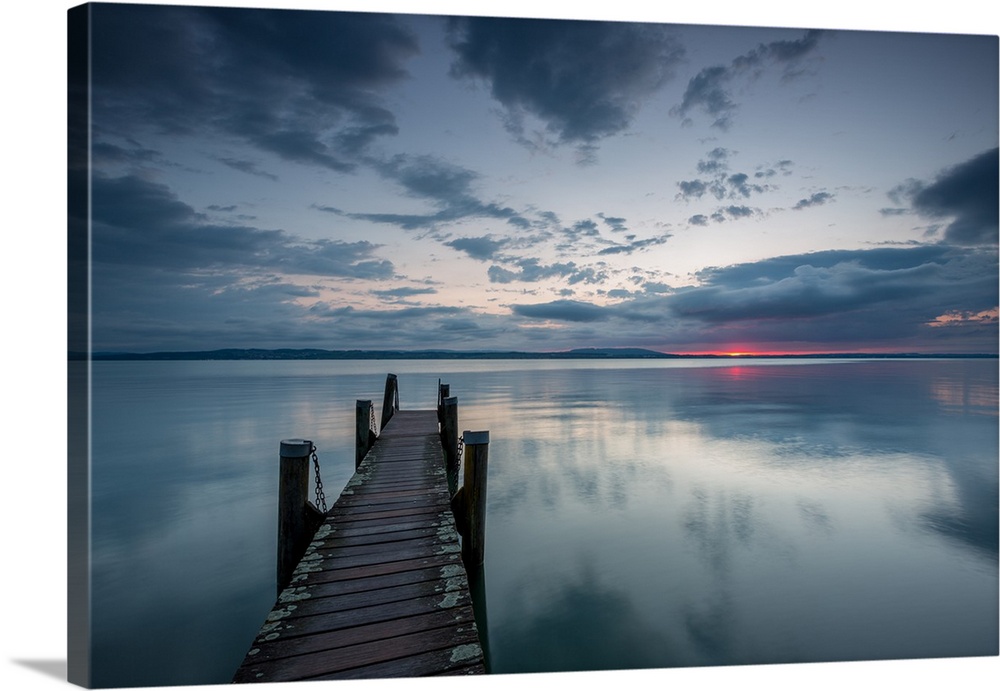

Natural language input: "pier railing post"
[459,430,489,566]
[356,399,374,469]
[441,396,459,494]
[380,373,398,430]
[437,382,450,423]
[277,438,323,595]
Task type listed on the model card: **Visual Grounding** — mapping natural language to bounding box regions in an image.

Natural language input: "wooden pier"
[232,376,488,682]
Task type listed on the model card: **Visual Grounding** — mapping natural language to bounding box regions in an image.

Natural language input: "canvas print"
[67,1,998,688]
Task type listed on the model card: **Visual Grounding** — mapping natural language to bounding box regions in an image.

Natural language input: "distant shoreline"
[73,348,999,361]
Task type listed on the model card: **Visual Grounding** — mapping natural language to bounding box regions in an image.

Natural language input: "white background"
[3,1,997,690]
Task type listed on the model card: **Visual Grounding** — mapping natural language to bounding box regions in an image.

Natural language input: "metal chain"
[310,443,328,513]
[369,403,378,437]
[456,434,465,464]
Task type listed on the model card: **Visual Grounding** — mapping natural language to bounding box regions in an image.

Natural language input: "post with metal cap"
[356,399,374,469]
[380,373,398,430]
[277,438,318,595]
[441,396,459,494]
[461,430,489,566]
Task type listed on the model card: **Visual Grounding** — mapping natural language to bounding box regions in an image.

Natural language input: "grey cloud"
[488,258,608,285]
[675,65,735,130]
[727,173,767,198]
[710,205,758,223]
[498,245,995,352]
[689,214,709,226]
[908,148,999,245]
[598,214,628,233]
[371,286,438,298]
[309,304,462,320]
[697,147,731,174]
[678,151,771,203]
[793,191,834,210]
[597,234,670,256]
[643,282,672,294]
[331,154,528,231]
[90,5,419,170]
[446,236,508,261]
[511,299,610,323]
[755,160,794,178]
[665,246,997,349]
[92,174,394,280]
[448,16,684,153]
[674,30,824,129]
[302,302,518,347]
[92,141,162,166]
[888,179,924,206]
[678,179,710,199]
[570,219,600,237]
[216,156,279,181]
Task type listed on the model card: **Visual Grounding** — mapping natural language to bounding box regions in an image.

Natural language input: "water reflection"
[490,562,677,673]
[87,359,998,685]
[475,359,997,673]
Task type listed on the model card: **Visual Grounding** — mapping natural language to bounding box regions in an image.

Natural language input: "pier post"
[277,438,323,594]
[460,430,489,565]
[356,399,374,469]
[437,382,450,422]
[441,396,459,494]
[380,373,398,430]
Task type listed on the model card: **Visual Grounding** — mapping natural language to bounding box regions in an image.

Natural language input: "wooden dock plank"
[233,407,486,682]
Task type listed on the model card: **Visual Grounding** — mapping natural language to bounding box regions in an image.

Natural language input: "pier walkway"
[232,406,486,682]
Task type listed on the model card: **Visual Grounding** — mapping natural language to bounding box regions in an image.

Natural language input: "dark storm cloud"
[92,174,394,280]
[90,4,419,170]
[793,191,834,210]
[907,148,999,245]
[673,30,824,129]
[447,16,684,152]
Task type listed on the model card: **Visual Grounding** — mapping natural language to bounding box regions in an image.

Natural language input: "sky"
[74,1,999,354]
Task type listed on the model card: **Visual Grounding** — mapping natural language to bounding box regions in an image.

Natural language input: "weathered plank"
[233,408,486,682]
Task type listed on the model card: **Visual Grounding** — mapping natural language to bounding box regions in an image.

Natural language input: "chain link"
[310,443,328,513]
[369,403,378,437]
[456,434,465,465]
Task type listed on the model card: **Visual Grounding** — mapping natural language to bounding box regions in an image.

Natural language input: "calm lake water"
[86,358,999,687]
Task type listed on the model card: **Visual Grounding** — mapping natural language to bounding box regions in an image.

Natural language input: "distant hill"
[82,347,676,361]
[76,348,997,361]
